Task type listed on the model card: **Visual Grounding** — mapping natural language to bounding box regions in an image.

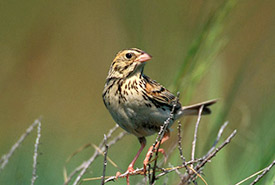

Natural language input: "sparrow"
[102,48,216,184]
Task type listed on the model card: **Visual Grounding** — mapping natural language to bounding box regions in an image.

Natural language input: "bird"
[102,48,216,184]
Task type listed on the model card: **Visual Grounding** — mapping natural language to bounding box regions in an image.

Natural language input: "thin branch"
[177,121,185,164]
[64,124,126,185]
[169,163,181,176]
[0,118,41,173]
[107,132,127,146]
[104,161,197,183]
[92,144,119,169]
[177,121,190,181]
[180,129,237,185]
[188,166,208,185]
[155,160,200,179]
[149,92,180,183]
[191,105,204,169]
[205,121,229,156]
[70,148,99,185]
[64,124,120,184]
[106,124,120,138]
[249,160,275,185]
[103,120,236,185]
[101,135,108,185]
[195,129,237,171]
[234,159,275,185]
[105,168,143,183]
[235,169,266,185]
[81,107,240,185]
[70,131,127,185]
[103,126,235,185]
[31,119,42,185]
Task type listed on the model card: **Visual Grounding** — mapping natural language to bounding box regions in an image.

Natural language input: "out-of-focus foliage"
[0,0,274,184]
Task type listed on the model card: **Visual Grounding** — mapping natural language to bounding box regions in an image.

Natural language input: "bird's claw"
[143,147,167,174]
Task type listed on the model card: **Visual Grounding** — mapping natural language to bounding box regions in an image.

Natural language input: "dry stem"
[31,119,42,185]
[249,160,275,185]
[191,105,204,169]
[101,135,108,185]
[64,125,127,185]
[0,119,41,173]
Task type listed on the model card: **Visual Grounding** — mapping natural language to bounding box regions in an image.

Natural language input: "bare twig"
[82,104,241,185]
[31,119,42,185]
[103,119,236,185]
[70,148,99,185]
[92,144,118,169]
[101,135,108,185]
[64,124,127,185]
[234,160,275,185]
[191,105,204,169]
[155,160,199,179]
[71,131,127,185]
[0,118,41,173]
[103,159,201,183]
[169,163,182,180]
[105,168,143,183]
[107,132,127,146]
[149,92,180,183]
[249,159,275,185]
[64,124,119,184]
[235,169,266,185]
[177,121,190,182]
[195,129,237,171]
[205,121,229,156]
[180,129,237,185]
[177,121,185,163]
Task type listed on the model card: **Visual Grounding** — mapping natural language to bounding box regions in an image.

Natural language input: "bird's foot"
[115,171,121,179]
[126,165,135,185]
[143,146,167,174]
[115,165,135,185]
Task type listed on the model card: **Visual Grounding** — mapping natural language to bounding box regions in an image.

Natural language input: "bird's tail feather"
[180,99,217,116]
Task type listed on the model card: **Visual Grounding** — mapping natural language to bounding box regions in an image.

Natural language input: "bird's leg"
[143,131,170,173]
[117,137,146,185]
[127,137,146,172]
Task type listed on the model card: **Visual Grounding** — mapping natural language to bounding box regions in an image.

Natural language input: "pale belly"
[104,78,173,137]
[108,99,172,137]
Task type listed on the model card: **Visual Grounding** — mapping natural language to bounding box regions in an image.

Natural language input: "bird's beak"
[135,52,152,63]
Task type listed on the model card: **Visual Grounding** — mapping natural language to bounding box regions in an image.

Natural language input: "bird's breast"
[103,77,174,137]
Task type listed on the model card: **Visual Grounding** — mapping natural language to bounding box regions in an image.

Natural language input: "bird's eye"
[125,53,132,59]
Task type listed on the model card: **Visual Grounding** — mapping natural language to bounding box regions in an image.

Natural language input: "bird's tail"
[178,99,217,116]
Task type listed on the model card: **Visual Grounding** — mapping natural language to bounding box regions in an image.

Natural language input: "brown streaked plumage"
[102,48,216,184]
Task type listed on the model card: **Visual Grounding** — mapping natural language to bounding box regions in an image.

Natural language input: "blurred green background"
[0,0,274,184]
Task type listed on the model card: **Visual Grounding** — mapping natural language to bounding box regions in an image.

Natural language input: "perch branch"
[103,160,198,183]
[104,113,237,185]
[103,120,236,185]
[149,92,180,183]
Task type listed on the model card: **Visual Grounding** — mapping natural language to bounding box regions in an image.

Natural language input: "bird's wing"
[142,75,181,109]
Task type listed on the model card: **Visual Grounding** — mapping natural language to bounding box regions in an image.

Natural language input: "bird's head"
[107,48,152,79]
